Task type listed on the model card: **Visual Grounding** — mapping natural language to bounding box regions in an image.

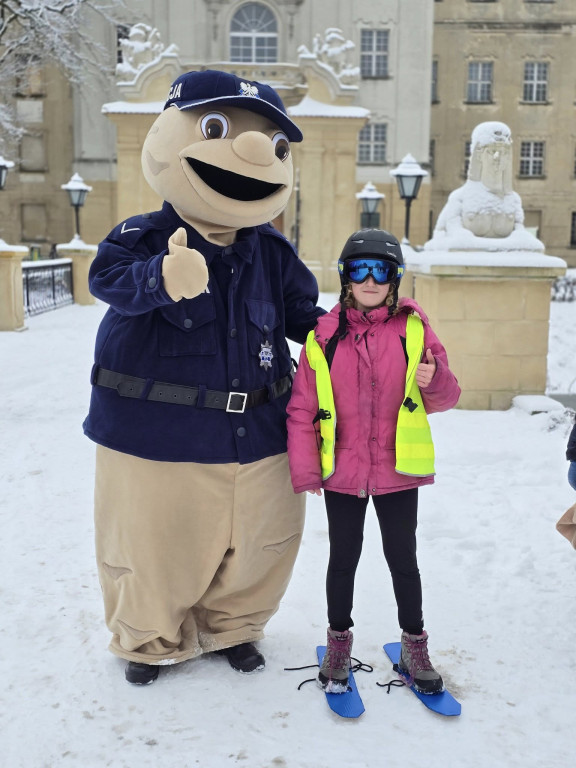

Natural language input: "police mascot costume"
[84,70,324,684]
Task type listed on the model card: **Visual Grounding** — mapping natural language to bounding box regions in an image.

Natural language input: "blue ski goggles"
[339,258,404,285]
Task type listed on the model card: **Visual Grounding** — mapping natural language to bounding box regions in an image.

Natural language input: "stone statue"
[116,24,176,81]
[298,28,359,87]
[425,121,544,252]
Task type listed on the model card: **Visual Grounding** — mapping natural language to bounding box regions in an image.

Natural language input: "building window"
[22,203,48,242]
[429,139,436,176]
[14,54,44,96]
[20,134,47,172]
[230,3,277,63]
[360,30,389,78]
[519,141,544,176]
[357,123,387,164]
[431,61,438,103]
[523,62,548,102]
[116,25,131,65]
[571,213,576,247]
[467,61,493,103]
[523,210,541,238]
[464,140,472,177]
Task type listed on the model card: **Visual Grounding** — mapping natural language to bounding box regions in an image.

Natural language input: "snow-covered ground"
[1,296,575,768]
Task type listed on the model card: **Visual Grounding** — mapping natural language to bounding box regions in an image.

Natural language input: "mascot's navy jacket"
[83,202,324,463]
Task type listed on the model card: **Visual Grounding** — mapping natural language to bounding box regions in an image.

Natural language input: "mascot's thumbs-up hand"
[161,227,209,301]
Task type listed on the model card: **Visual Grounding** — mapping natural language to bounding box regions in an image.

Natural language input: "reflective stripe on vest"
[305,330,336,480]
[395,314,435,477]
[306,313,435,481]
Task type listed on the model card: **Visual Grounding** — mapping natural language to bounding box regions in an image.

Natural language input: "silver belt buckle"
[226,391,247,413]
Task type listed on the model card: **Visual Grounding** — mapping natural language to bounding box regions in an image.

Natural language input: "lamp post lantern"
[61,173,92,239]
[389,154,428,244]
[0,155,15,190]
[356,181,385,229]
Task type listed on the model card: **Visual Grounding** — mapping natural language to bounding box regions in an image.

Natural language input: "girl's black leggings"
[324,487,424,635]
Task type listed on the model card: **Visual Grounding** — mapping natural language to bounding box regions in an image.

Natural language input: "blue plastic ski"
[383,643,461,717]
[316,646,365,719]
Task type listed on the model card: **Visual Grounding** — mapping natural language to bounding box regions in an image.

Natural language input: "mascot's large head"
[142,69,303,238]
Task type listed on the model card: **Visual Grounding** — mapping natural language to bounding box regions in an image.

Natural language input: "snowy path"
[0,299,574,768]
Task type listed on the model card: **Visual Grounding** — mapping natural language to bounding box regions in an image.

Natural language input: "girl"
[286,228,461,694]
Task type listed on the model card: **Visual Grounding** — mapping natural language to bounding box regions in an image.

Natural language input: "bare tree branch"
[0,0,134,152]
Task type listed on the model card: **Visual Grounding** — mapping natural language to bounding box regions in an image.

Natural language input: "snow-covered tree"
[0,0,129,149]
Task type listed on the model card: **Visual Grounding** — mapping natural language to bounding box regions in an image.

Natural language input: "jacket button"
[230,328,237,338]
[148,277,157,288]
[237,427,246,437]
[263,324,270,333]
[359,489,366,498]
[184,319,193,329]
[232,378,240,387]
[372,488,376,492]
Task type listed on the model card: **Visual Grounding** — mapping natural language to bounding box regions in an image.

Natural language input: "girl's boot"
[399,630,444,694]
[317,627,353,693]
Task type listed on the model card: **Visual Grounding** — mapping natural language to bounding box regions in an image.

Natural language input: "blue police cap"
[164,69,303,143]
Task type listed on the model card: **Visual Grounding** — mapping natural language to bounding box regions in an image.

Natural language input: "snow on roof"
[102,101,164,115]
[288,95,369,118]
[0,238,28,253]
[405,248,566,271]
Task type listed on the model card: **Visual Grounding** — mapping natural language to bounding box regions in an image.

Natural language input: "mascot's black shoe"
[215,642,265,673]
[125,661,160,685]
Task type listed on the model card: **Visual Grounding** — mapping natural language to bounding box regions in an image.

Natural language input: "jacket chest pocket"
[246,299,280,356]
[158,295,217,357]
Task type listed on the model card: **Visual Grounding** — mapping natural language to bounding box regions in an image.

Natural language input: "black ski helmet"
[337,228,404,288]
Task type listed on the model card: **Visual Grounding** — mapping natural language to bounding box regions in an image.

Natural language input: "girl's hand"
[308,489,323,496]
[416,348,436,389]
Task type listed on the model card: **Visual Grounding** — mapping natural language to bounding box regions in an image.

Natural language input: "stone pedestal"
[0,241,29,331]
[404,250,566,410]
[56,238,98,306]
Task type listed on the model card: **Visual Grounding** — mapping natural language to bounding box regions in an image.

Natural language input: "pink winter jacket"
[286,298,461,497]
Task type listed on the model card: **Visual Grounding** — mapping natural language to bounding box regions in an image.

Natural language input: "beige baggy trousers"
[94,445,305,664]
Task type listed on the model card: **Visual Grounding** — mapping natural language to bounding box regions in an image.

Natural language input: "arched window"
[230,3,278,63]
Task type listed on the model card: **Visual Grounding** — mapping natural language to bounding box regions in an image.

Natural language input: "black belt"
[92,366,292,413]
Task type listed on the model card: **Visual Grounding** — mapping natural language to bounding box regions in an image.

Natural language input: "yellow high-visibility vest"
[305,313,435,481]
[395,314,435,477]
[305,330,337,480]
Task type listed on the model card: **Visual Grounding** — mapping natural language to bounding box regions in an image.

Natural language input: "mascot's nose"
[231,131,276,167]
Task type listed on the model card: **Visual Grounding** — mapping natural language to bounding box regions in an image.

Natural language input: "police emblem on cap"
[259,340,273,369]
[239,82,260,98]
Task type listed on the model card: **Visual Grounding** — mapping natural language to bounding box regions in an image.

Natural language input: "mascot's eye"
[200,113,229,140]
[272,132,290,161]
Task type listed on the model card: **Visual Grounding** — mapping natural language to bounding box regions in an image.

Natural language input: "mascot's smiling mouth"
[187,158,283,202]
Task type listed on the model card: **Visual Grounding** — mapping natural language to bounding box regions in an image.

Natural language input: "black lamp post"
[292,167,301,252]
[0,155,14,190]
[61,173,92,239]
[390,154,428,244]
[356,181,384,228]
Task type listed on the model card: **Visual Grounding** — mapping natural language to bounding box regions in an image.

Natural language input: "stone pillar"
[57,238,98,306]
[289,111,370,293]
[0,240,29,331]
[407,254,566,409]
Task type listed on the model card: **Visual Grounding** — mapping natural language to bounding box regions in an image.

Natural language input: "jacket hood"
[314,296,429,338]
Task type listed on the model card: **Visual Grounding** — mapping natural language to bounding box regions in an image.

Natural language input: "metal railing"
[552,274,576,302]
[22,258,74,317]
